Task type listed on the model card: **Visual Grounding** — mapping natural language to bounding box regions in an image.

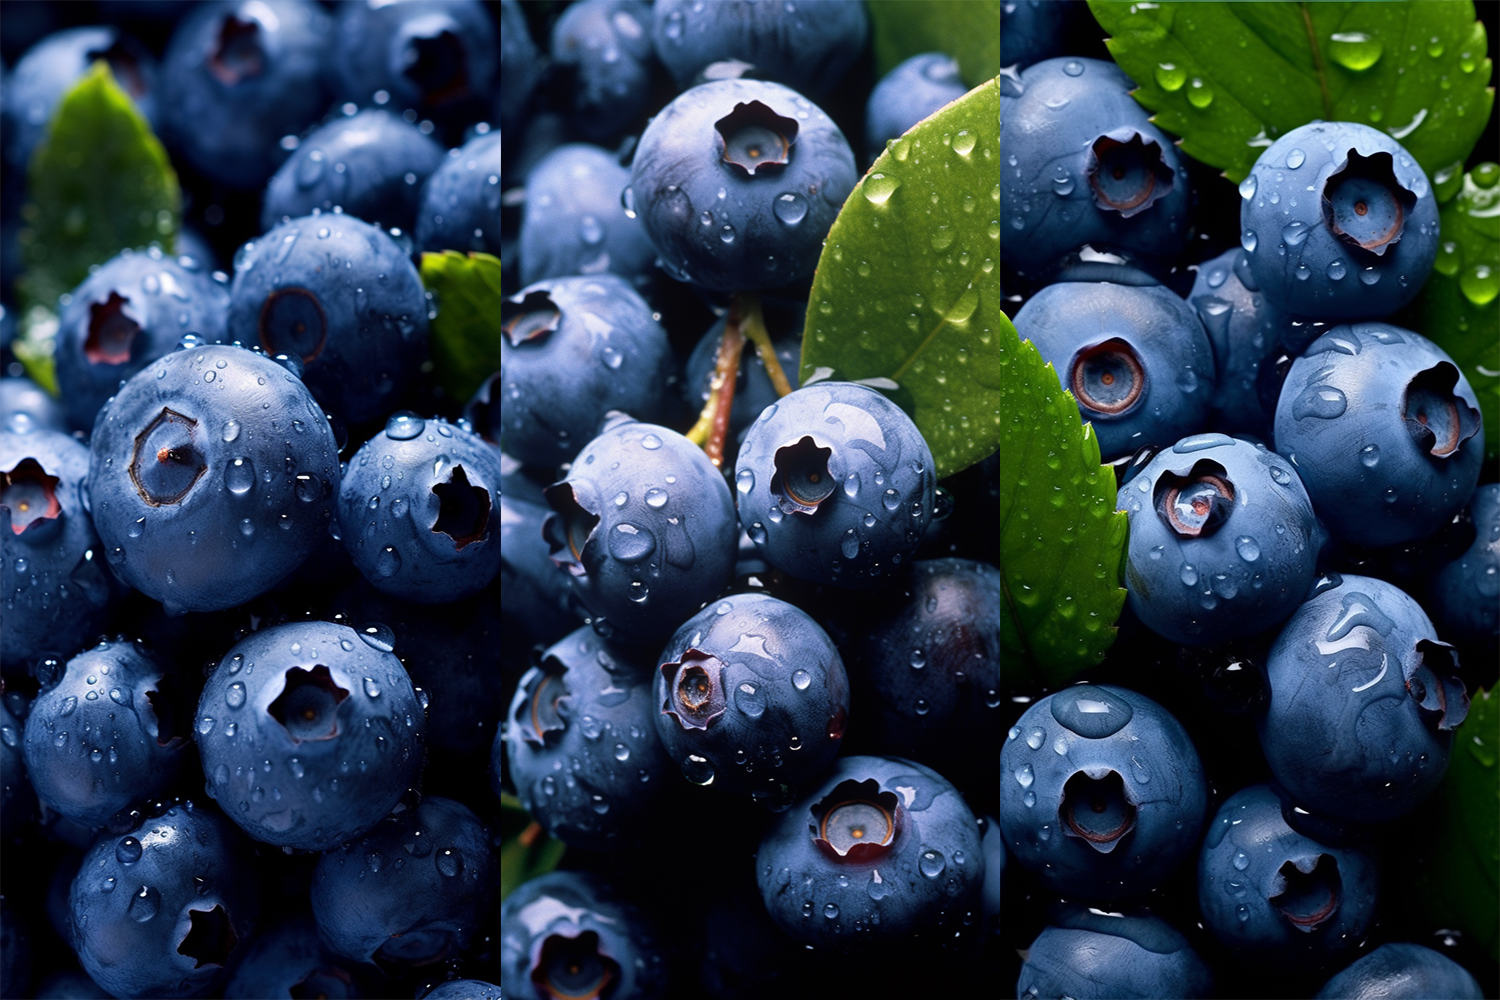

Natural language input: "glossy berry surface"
[220,914,384,999]
[194,620,426,851]
[863,52,969,165]
[415,130,504,256]
[1017,907,1214,1000]
[518,142,657,287]
[733,381,936,587]
[330,0,497,122]
[1239,121,1438,320]
[1186,247,1290,440]
[549,0,655,144]
[1430,483,1500,647]
[1312,942,1485,999]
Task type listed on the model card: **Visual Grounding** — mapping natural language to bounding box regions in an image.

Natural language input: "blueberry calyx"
[532,931,618,1000]
[1406,640,1469,731]
[515,661,569,746]
[130,408,207,506]
[1323,149,1416,256]
[266,665,350,743]
[258,287,328,362]
[1086,130,1173,218]
[432,465,492,549]
[543,482,601,575]
[145,674,192,750]
[1,457,63,535]
[809,778,902,863]
[503,291,563,346]
[402,25,471,106]
[1071,338,1145,416]
[177,904,238,968]
[1060,768,1137,853]
[715,101,798,177]
[85,291,141,365]
[1403,363,1481,459]
[770,435,835,515]
[660,649,727,731]
[1267,853,1341,932]
[208,15,264,87]
[1154,461,1235,539]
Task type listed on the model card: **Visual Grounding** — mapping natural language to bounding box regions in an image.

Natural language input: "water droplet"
[791,669,812,691]
[1187,78,1214,108]
[436,849,462,877]
[1292,385,1347,420]
[682,754,715,785]
[1327,260,1347,281]
[1155,62,1186,91]
[116,837,143,863]
[1241,230,1258,252]
[1460,264,1497,306]
[1062,60,1084,76]
[773,192,808,225]
[641,434,662,450]
[1238,175,1257,200]
[1236,536,1261,562]
[1233,850,1250,871]
[1330,31,1383,72]
[376,546,402,577]
[129,885,161,921]
[919,850,946,878]
[225,458,254,496]
[225,682,246,709]
[1286,148,1306,169]
[363,677,381,699]
[1025,728,1045,750]
[359,623,396,652]
[1014,763,1034,788]
[863,174,900,205]
[385,412,425,440]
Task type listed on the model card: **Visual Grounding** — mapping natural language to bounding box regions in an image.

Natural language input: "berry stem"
[739,293,793,398]
[685,297,745,466]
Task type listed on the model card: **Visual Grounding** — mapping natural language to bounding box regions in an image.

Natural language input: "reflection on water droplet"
[1286,148,1306,169]
[1155,62,1186,91]
[774,192,808,224]
[863,174,900,205]
[1360,444,1380,467]
[1329,31,1383,72]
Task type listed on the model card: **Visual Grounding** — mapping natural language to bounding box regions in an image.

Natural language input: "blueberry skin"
[628,78,857,292]
[1258,574,1466,824]
[506,625,678,849]
[0,375,69,432]
[498,491,580,649]
[195,620,426,851]
[22,641,189,829]
[222,914,384,999]
[227,214,429,425]
[337,414,501,603]
[497,0,541,134]
[864,52,969,164]
[310,796,493,966]
[519,143,658,287]
[414,130,503,255]
[1240,121,1438,320]
[159,0,334,190]
[1015,280,1216,460]
[1117,434,1319,646]
[651,0,868,98]
[69,802,260,999]
[755,755,985,953]
[1430,483,1499,646]
[653,593,849,800]
[734,382,936,588]
[1017,908,1213,1000]
[500,274,674,470]
[1001,1,1077,68]
[55,247,229,433]
[331,0,497,120]
[550,0,655,144]
[1,693,37,840]
[1001,58,1191,279]
[999,684,1208,899]
[1187,247,1291,439]
[1274,324,1484,547]
[543,418,738,644]
[85,343,340,615]
[2,425,116,668]
[1313,942,1485,999]
[423,981,501,1000]
[260,108,445,234]
[1198,784,1378,963]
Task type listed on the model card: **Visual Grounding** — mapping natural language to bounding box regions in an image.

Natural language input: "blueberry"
[999,684,1208,899]
[681,303,801,444]
[1258,573,1467,824]
[1001,0,1078,69]
[543,416,738,643]
[1,692,37,840]
[310,796,493,967]
[1239,121,1438,320]
[336,413,501,603]
[2,424,117,669]
[1000,57,1191,280]
[653,592,849,801]
[158,0,334,190]
[519,143,658,287]
[505,625,679,849]
[414,130,503,255]
[1273,323,1484,547]
[650,0,868,98]
[0,375,69,433]
[500,274,674,470]
[863,52,969,165]
[1429,483,1500,649]
[194,620,426,851]
[260,107,446,234]
[1014,279,1216,461]
[1313,942,1485,999]
[1186,247,1291,440]
[227,214,429,426]
[755,754,985,953]
[54,246,229,433]
[1117,434,1320,646]
[497,0,541,134]
[549,0,656,144]
[733,381,936,587]
[69,801,259,999]
[1017,907,1214,1000]
[22,640,191,829]
[331,0,497,122]
[497,489,580,649]
[85,343,341,615]
[1197,784,1378,964]
[627,77,857,291]
[221,913,386,999]
[421,980,502,1000]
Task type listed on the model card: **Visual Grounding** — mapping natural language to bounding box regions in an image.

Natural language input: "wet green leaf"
[500,792,566,903]
[999,311,1128,688]
[1398,165,1500,461]
[1088,1,1495,183]
[419,250,505,405]
[869,0,1001,88]
[801,76,1000,481]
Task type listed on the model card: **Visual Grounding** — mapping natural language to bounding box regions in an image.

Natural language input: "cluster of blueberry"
[0,1,1001,998]
[1002,3,1497,999]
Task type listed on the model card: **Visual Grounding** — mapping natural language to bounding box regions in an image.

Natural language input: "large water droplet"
[116,837,143,863]
[863,174,900,205]
[129,885,161,921]
[1155,62,1186,91]
[1329,32,1383,72]
[773,192,808,225]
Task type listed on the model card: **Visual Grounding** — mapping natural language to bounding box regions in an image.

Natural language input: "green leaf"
[801,77,1000,480]
[1087,1,1495,183]
[500,792,567,903]
[999,311,1128,688]
[419,250,506,404]
[1399,164,1500,461]
[868,0,1001,88]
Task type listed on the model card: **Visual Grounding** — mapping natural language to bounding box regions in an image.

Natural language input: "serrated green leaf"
[18,61,180,317]
[1087,1,1495,184]
[999,311,1128,688]
[1399,165,1500,461]
[868,0,1001,88]
[801,77,1000,480]
[500,792,567,903]
[419,250,505,404]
